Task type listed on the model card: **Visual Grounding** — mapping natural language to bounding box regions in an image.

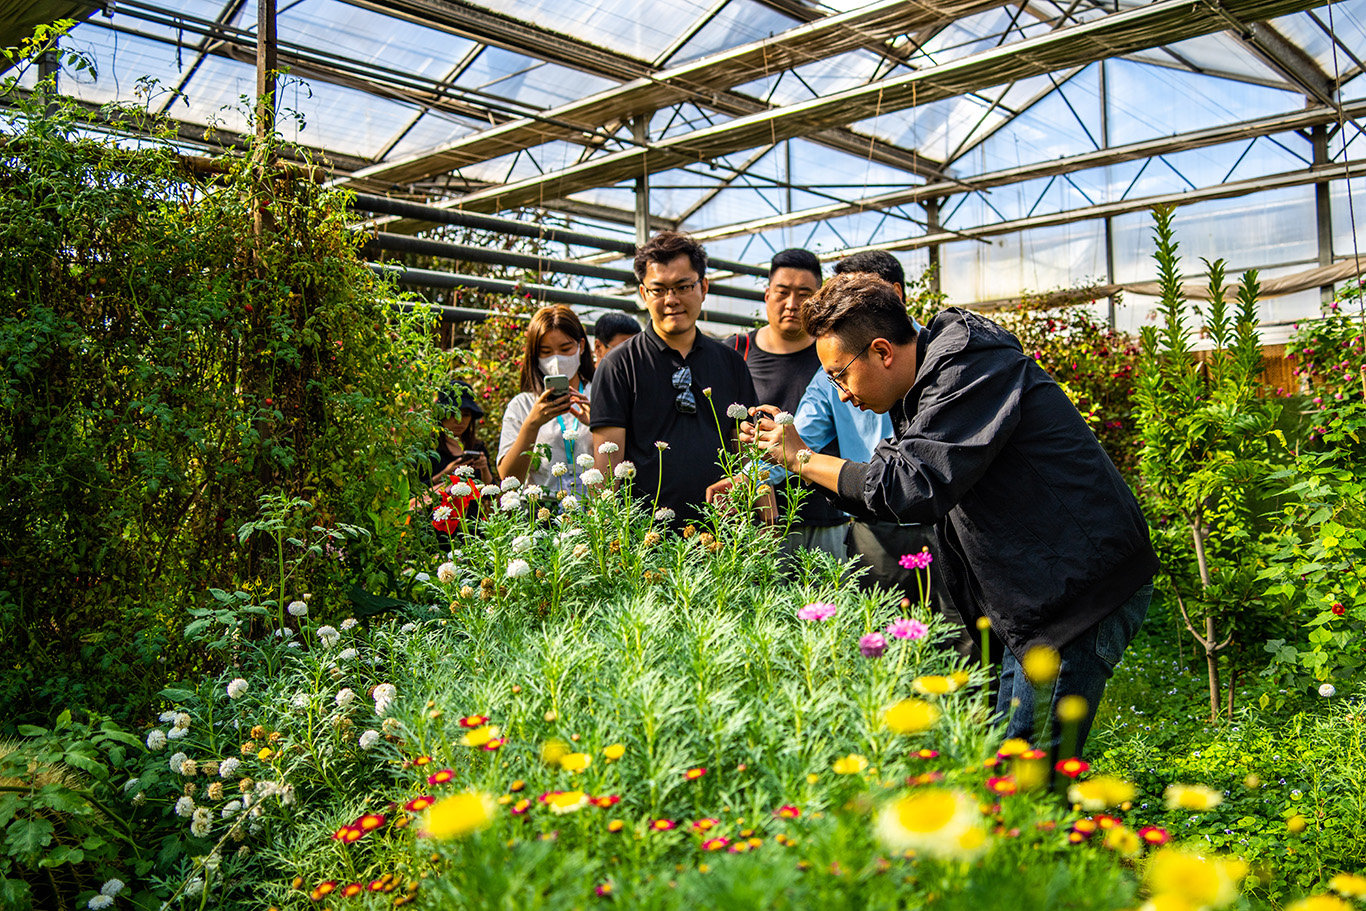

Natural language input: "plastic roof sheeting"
[5,0,1362,323]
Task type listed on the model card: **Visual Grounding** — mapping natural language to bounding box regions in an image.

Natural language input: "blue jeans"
[995,582,1153,760]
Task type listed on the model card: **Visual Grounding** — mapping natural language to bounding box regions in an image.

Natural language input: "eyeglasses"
[643,281,699,301]
[672,365,696,414]
[828,340,872,395]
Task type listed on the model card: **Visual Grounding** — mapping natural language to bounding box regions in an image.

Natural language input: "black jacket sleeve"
[829,337,1028,525]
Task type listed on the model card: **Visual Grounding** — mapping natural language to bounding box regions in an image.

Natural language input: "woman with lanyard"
[497,305,594,494]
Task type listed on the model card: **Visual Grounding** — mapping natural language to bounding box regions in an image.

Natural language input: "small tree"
[1133,205,1283,721]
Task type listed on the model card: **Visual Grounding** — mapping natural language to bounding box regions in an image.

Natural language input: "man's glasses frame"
[642,280,700,301]
[828,340,873,395]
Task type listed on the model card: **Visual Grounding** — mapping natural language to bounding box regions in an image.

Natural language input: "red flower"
[1139,825,1171,845]
[592,795,621,808]
[412,756,433,767]
[427,769,455,786]
[368,874,398,892]
[691,818,719,832]
[1332,602,1346,616]
[1054,757,1090,778]
[684,767,707,780]
[912,749,939,760]
[774,805,801,819]
[460,715,489,728]
[310,880,338,901]
[332,825,362,843]
[986,776,1018,795]
[510,798,532,815]
[650,819,676,831]
[403,796,435,813]
[340,883,364,898]
[701,836,730,851]
[482,738,504,752]
[355,813,386,832]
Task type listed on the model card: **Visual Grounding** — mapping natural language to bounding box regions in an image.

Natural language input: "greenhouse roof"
[4,0,1365,332]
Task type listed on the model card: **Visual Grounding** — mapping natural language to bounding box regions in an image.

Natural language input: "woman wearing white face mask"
[497,305,595,492]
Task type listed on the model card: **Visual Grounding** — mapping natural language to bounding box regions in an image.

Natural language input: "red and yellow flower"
[427,769,455,786]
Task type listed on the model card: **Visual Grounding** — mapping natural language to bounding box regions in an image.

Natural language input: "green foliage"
[1258,398,1366,691]
[1285,277,1366,412]
[995,301,1143,478]
[0,85,447,729]
[12,482,1263,910]
[1132,206,1286,721]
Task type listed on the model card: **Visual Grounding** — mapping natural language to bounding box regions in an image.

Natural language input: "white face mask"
[538,347,581,379]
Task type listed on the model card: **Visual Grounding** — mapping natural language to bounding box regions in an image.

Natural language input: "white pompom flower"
[499,491,524,511]
[335,688,356,708]
[726,403,748,420]
[286,599,308,617]
[146,729,167,752]
[511,535,533,556]
[1319,682,1337,698]
[500,476,522,492]
[450,482,473,498]
[479,484,501,497]
[507,558,532,579]
[316,625,340,648]
[523,484,545,499]
[561,495,580,512]
[359,729,381,751]
[226,678,248,700]
[575,453,595,470]
[100,879,125,898]
[580,468,605,486]
[372,683,397,716]
[653,507,675,523]
[551,462,570,478]
[597,441,619,455]
[437,561,458,584]
[452,464,476,479]
[174,795,196,817]
[775,411,795,425]
[613,460,636,480]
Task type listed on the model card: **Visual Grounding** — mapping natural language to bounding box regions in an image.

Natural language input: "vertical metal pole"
[1312,124,1334,304]
[925,197,942,297]
[1100,60,1117,328]
[633,116,650,250]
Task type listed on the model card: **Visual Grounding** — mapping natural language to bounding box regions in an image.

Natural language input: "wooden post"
[254,0,278,238]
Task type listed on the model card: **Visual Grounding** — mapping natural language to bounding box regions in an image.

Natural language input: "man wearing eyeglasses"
[741,272,1157,761]
[590,231,757,529]
[720,249,849,562]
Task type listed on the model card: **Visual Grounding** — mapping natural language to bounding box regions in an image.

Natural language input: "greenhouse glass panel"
[1107,60,1301,147]
[475,0,713,61]
[939,220,1106,304]
[382,112,481,161]
[1270,1,1366,75]
[454,46,617,110]
[669,0,798,65]
[277,0,474,84]
[55,24,192,108]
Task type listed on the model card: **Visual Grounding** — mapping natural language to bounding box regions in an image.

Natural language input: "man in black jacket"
[742,273,1158,758]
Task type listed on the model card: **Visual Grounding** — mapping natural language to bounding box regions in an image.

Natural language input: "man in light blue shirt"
[793,251,947,617]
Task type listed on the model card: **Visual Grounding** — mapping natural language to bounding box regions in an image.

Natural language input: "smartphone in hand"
[544,374,570,399]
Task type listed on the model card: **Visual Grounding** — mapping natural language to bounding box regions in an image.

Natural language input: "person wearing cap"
[431,382,493,487]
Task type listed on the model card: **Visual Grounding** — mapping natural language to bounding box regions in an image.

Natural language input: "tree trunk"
[1191,515,1221,722]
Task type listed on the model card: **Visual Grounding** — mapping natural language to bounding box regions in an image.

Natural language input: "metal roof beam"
[829,158,1359,256]
[336,0,1004,190]
[436,0,1330,216]
[688,97,1366,242]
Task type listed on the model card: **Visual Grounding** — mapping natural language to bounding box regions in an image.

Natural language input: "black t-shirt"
[591,323,757,527]
[722,330,846,528]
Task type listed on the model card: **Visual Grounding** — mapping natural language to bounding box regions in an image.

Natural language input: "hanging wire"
[1322,0,1366,395]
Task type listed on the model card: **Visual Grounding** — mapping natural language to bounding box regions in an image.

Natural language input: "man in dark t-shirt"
[591,232,757,528]
[722,249,847,560]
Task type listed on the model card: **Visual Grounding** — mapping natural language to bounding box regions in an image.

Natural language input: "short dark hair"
[593,311,641,344]
[769,248,822,283]
[833,250,905,289]
[802,273,916,350]
[634,230,707,282]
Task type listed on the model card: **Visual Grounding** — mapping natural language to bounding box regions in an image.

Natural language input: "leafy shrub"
[0,80,446,729]
[995,301,1143,478]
